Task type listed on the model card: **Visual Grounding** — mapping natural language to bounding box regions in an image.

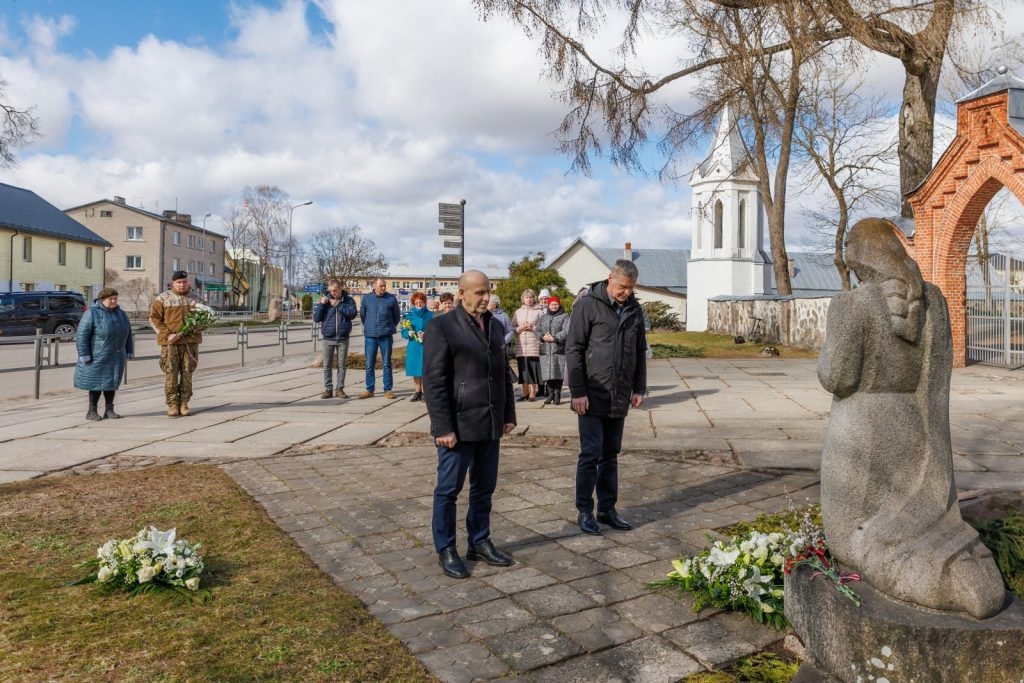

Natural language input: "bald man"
[423,270,517,579]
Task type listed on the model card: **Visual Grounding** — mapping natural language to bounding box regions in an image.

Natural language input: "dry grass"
[0,465,434,683]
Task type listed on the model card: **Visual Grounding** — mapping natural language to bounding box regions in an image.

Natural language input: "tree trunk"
[767,202,792,295]
[898,59,943,218]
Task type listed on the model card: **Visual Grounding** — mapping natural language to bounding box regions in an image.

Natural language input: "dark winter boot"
[104,405,121,419]
[554,389,562,405]
[86,407,102,421]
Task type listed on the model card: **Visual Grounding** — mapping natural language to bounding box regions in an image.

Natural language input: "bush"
[642,301,683,331]
[301,294,313,314]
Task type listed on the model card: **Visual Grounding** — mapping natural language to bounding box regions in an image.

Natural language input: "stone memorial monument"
[786,218,1024,682]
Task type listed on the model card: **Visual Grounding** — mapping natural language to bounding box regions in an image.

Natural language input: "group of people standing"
[71,261,648,585]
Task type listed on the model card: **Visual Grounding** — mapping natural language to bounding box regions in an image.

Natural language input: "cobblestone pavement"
[3,355,1023,681]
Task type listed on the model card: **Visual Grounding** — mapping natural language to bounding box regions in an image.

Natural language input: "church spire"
[693,104,749,180]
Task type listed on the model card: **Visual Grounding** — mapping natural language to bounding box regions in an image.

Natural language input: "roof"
[691,104,756,183]
[64,197,228,239]
[770,252,845,294]
[0,183,111,246]
[957,68,1024,139]
[555,238,689,289]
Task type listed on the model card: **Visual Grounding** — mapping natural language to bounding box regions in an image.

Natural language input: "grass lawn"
[0,465,434,683]
[647,330,819,360]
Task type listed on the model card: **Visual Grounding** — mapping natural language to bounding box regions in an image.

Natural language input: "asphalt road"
[0,322,380,401]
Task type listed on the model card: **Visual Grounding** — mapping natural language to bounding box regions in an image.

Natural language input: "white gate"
[965,253,1024,368]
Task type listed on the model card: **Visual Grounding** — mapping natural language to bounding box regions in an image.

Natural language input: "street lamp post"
[287,201,313,318]
[202,212,212,303]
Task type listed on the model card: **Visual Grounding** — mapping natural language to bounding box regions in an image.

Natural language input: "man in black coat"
[565,259,647,535]
[423,269,517,579]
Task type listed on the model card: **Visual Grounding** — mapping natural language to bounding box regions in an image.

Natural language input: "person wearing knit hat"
[535,289,553,397]
[74,287,134,421]
[535,294,568,405]
[149,270,203,417]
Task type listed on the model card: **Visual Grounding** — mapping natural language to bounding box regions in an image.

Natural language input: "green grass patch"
[647,331,818,359]
[685,652,799,682]
[968,511,1024,597]
[0,465,434,682]
[650,343,705,359]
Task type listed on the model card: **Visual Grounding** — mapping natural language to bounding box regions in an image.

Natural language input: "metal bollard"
[34,328,43,399]
[237,323,249,367]
[278,321,287,357]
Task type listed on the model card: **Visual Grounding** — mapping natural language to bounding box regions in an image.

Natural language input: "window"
[58,242,67,265]
[198,261,205,275]
[20,294,42,309]
[126,256,142,270]
[188,260,195,272]
[713,200,724,249]
[85,247,93,269]
[50,295,80,310]
[187,234,196,248]
[20,283,34,292]
[22,236,31,262]
[172,258,180,271]
[209,263,216,277]
[85,208,95,218]
[209,240,216,254]
[55,284,67,292]
[126,226,143,241]
[172,231,181,246]
[737,199,746,250]
[198,237,205,251]
[100,210,113,218]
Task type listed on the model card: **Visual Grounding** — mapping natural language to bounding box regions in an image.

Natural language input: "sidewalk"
[1,356,1022,681]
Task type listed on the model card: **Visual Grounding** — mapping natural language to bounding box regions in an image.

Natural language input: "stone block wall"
[707,295,833,350]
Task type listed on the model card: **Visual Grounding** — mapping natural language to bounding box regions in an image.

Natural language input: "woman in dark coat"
[74,287,134,420]
[535,296,568,404]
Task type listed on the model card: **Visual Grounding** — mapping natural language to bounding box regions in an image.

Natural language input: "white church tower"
[686,105,772,332]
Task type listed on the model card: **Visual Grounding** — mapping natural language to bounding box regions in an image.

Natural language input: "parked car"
[0,291,87,337]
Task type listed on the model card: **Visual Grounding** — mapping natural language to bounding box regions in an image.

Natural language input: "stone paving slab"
[2,356,1023,680]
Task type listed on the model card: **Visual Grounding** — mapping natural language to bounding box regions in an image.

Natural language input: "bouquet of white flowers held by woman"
[178,303,217,336]
[70,526,208,602]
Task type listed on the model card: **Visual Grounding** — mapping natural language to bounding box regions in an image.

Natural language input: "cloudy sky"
[0,0,1021,271]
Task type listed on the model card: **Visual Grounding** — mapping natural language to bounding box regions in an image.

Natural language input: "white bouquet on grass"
[71,526,208,601]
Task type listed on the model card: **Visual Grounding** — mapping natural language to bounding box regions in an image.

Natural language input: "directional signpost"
[437,199,465,270]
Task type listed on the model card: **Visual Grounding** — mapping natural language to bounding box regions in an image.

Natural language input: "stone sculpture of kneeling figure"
[818,217,1005,620]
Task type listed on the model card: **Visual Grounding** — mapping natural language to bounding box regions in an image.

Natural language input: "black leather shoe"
[466,539,513,567]
[578,512,601,535]
[597,508,633,530]
[438,547,469,579]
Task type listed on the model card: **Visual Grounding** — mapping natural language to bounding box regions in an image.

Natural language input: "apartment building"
[66,196,229,313]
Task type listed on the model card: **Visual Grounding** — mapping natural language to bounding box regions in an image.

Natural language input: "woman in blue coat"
[74,287,134,420]
[401,291,433,401]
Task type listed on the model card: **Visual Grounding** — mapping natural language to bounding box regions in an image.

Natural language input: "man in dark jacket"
[423,269,517,579]
[313,279,357,399]
[358,278,401,399]
[565,260,647,535]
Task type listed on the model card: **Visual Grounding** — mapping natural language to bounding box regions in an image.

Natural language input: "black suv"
[0,291,87,337]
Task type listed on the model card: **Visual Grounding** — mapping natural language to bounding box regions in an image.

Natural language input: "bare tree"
[473,0,989,223]
[794,64,899,289]
[119,277,156,314]
[104,268,120,287]
[296,226,388,288]
[0,80,39,168]
[237,185,289,310]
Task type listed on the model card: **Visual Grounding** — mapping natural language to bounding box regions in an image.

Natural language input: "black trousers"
[575,414,625,514]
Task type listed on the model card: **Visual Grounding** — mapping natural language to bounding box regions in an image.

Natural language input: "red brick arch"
[907,88,1024,366]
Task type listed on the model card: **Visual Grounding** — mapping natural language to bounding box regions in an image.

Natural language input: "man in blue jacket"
[359,278,401,399]
[313,279,358,399]
[423,269,516,578]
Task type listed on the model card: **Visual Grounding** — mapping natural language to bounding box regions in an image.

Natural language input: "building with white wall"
[686,105,772,331]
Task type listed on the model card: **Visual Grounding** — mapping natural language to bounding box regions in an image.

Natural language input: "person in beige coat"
[512,289,543,401]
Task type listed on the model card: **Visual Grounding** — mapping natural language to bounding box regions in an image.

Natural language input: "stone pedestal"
[785,565,1024,682]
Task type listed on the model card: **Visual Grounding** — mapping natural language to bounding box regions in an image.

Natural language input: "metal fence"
[966,254,1024,369]
[20,321,326,399]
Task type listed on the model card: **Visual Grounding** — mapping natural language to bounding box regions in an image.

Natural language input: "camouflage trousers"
[160,343,199,407]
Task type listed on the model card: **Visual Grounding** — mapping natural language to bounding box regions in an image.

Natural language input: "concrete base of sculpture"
[785,564,1024,682]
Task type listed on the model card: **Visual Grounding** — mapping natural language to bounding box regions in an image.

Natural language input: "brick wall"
[907,90,1024,367]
